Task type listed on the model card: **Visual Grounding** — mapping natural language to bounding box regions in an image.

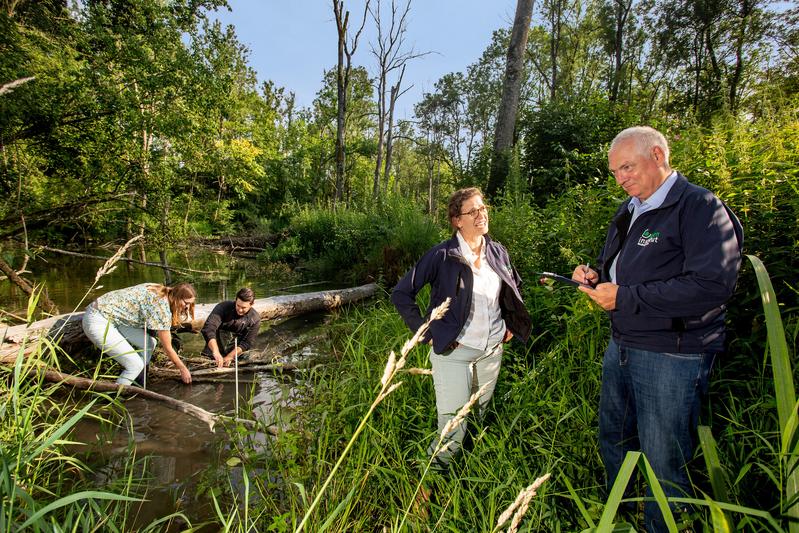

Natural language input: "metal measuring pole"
[142,319,147,390]
[234,337,239,417]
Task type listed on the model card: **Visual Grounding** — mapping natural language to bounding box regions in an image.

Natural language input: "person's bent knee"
[117,357,145,385]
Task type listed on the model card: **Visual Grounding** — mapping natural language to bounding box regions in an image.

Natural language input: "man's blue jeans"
[599,339,715,532]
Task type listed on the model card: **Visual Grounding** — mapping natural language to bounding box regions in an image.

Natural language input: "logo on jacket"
[637,229,660,247]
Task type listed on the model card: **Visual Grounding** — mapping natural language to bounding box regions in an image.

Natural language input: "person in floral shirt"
[82,282,196,385]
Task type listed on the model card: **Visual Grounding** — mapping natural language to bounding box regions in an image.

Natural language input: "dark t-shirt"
[200,300,261,351]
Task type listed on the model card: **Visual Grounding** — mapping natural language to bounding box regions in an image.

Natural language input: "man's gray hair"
[610,126,670,167]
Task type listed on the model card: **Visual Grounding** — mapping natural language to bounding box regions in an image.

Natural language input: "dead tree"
[382,64,407,189]
[333,0,370,205]
[369,0,426,199]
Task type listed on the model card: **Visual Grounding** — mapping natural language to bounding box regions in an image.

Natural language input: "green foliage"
[0,341,188,530]
[519,98,632,205]
[266,198,442,284]
[217,292,606,531]
[489,184,618,288]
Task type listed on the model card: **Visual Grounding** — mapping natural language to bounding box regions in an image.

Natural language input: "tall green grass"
[0,338,196,531]
[260,197,442,284]
[218,292,601,531]
[0,280,195,531]
[218,249,798,531]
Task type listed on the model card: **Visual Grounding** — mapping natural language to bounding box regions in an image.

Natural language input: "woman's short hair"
[447,187,483,228]
[236,287,255,303]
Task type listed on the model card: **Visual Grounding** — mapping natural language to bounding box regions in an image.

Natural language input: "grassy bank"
[223,260,797,531]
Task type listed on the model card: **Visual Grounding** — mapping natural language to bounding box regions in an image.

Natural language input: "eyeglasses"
[459,205,489,218]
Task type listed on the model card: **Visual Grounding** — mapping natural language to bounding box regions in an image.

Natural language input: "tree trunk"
[334,2,348,204]
[487,0,534,198]
[609,0,632,102]
[138,192,147,262]
[383,68,404,191]
[728,0,752,112]
[427,131,434,215]
[373,70,386,200]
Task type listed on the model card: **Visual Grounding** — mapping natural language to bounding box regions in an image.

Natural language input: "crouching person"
[201,287,261,368]
[82,282,196,385]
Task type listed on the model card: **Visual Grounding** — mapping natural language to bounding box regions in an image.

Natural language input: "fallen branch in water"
[0,254,59,315]
[0,308,26,323]
[32,244,218,276]
[39,369,278,435]
[147,355,335,381]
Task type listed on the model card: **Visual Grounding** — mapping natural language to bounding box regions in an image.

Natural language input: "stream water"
[0,246,336,528]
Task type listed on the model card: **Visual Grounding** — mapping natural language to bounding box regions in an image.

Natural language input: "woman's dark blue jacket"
[391,234,532,354]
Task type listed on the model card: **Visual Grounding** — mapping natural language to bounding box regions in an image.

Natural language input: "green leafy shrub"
[272,197,441,284]
[519,97,632,205]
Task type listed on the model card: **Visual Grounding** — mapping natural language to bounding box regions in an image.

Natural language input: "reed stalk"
[747,254,799,531]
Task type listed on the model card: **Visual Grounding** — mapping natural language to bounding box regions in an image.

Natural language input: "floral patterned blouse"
[94,283,172,330]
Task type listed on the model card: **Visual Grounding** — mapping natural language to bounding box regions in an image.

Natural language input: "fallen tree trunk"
[0,255,59,315]
[0,283,378,360]
[39,369,276,434]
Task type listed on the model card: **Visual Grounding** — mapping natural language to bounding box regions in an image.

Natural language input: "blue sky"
[209,1,518,120]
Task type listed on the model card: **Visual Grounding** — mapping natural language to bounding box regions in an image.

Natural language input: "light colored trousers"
[82,305,157,385]
[428,342,503,464]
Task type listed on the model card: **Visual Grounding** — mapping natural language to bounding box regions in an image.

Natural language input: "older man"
[573,126,743,531]
[201,287,261,368]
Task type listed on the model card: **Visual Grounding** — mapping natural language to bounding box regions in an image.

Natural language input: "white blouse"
[455,231,506,350]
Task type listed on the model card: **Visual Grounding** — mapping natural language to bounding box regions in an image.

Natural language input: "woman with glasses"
[392,187,532,466]
[82,282,196,385]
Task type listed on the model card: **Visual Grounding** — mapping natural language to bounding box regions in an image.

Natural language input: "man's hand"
[222,354,235,367]
[213,352,224,369]
[502,329,514,343]
[572,264,598,287]
[579,282,618,310]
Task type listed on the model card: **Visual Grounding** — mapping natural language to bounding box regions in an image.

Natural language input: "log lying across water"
[0,283,378,360]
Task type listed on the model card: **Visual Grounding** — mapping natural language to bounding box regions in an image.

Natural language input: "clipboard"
[536,271,594,289]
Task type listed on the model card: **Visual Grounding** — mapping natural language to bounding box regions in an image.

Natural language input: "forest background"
[3,0,799,530]
[1,0,797,288]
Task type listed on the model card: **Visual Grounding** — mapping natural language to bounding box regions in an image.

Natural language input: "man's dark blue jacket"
[391,234,532,354]
[597,173,743,353]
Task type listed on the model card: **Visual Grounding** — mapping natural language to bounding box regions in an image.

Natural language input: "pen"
[584,263,591,285]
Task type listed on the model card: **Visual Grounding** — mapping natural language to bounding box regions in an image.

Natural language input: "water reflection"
[50,267,332,528]
[0,246,310,315]
[72,312,319,530]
